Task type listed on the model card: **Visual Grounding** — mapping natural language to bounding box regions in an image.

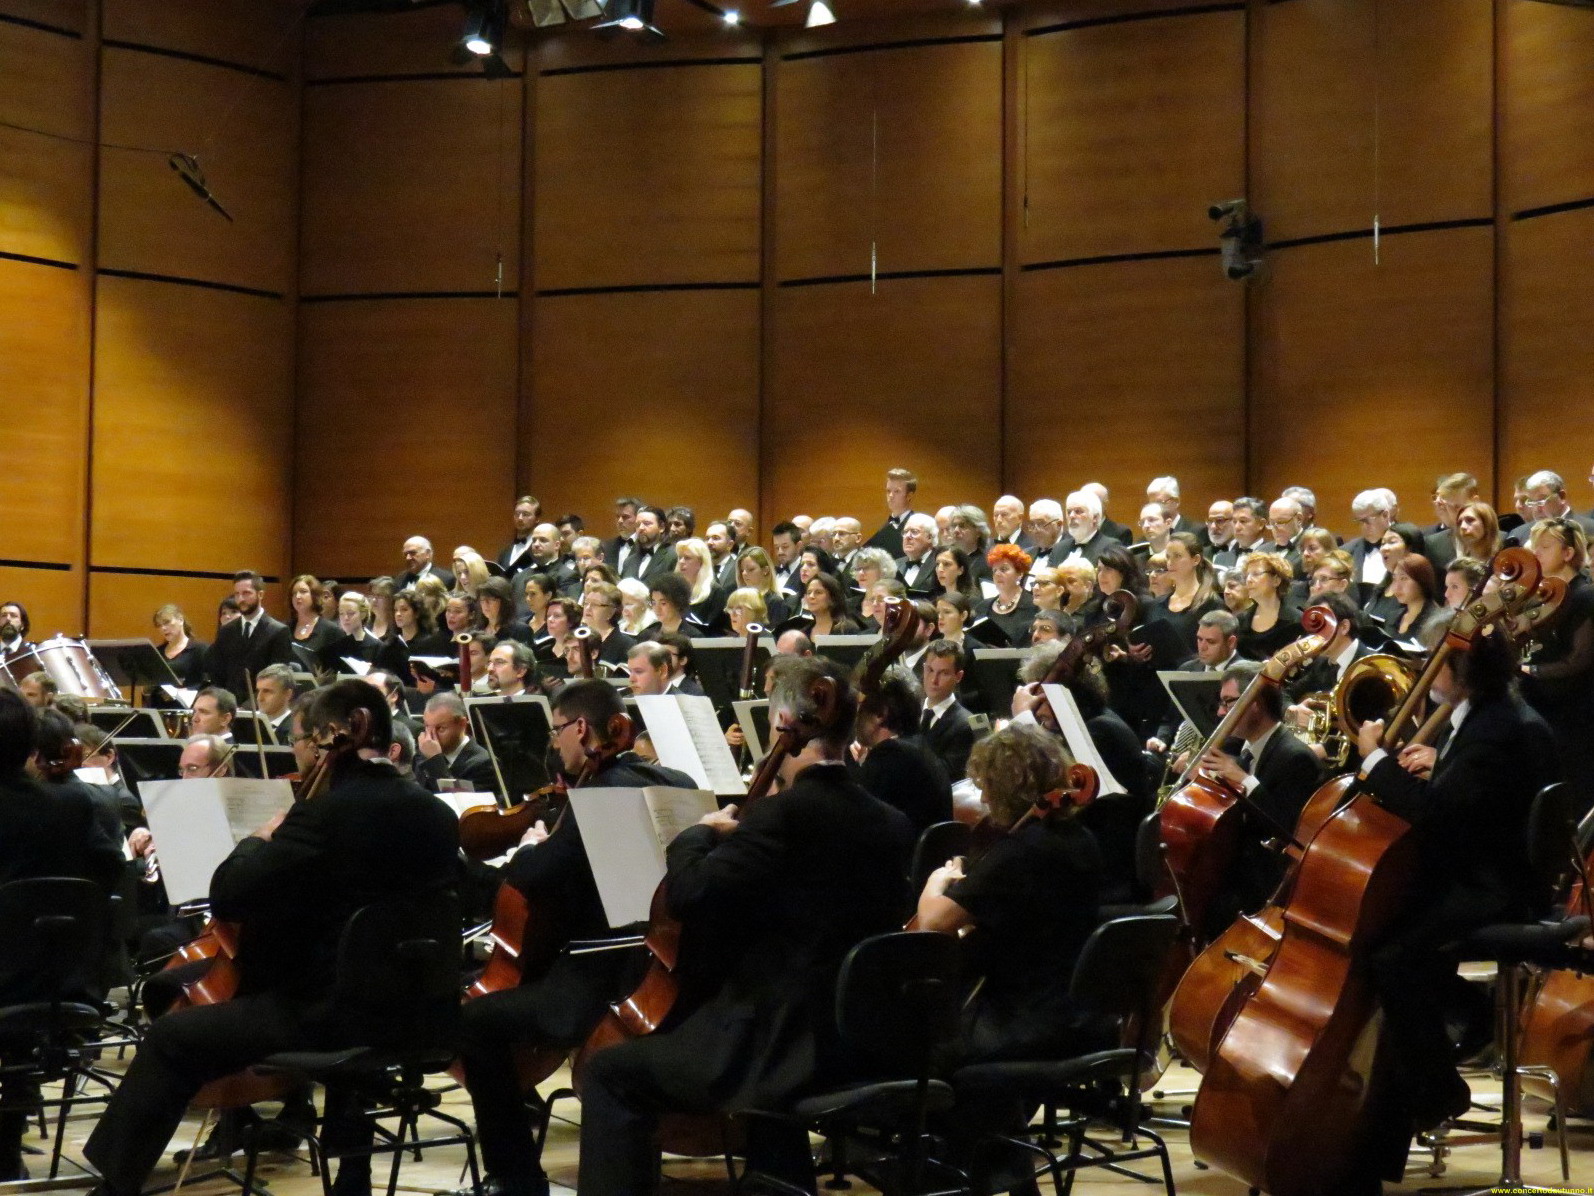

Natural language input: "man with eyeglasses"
[1025,498,1067,572]
[449,679,694,1196]
[1203,500,1236,557]
[1507,470,1594,546]
[1346,488,1399,599]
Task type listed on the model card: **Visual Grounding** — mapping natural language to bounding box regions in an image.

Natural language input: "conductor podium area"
[13,1056,1591,1195]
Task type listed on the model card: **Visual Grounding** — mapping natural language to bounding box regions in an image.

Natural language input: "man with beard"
[204,573,294,702]
[0,603,33,677]
[1055,490,1114,564]
[620,507,676,589]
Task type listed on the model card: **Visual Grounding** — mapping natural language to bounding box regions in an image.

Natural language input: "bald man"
[398,536,455,590]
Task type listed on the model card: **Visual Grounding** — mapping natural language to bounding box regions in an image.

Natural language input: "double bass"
[1189,549,1541,1196]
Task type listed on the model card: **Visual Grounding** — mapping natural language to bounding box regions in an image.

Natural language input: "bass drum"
[35,637,122,704]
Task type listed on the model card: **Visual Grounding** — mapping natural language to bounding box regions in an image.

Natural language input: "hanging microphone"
[168,153,234,222]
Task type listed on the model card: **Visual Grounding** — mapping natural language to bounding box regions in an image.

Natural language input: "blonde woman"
[451,547,491,598]
[675,536,725,631]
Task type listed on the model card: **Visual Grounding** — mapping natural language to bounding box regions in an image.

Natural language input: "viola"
[1188,549,1541,1196]
[458,781,568,864]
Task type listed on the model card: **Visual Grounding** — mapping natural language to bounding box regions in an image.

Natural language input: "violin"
[1188,549,1541,1196]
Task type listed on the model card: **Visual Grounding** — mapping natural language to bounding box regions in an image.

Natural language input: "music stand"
[115,738,185,800]
[231,710,279,748]
[86,707,168,740]
[812,634,876,673]
[1158,671,1224,741]
[466,695,556,803]
[732,700,770,760]
[966,648,1028,716]
[689,637,771,720]
[87,638,178,692]
[236,747,298,781]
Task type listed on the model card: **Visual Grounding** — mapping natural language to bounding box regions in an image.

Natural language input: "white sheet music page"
[568,787,667,927]
[1040,684,1126,797]
[140,777,294,905]
[634,693,748,796]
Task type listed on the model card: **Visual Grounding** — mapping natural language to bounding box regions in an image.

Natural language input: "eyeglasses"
[549,720,576,736]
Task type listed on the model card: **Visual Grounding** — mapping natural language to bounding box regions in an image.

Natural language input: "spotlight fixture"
[594,0,661,33]
[806,0,835,26]
[723,8,740,23]
[460,0,506,55]
[1208,198,1264,281]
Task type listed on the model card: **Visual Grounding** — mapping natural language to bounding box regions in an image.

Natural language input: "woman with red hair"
[978,543,1036,647]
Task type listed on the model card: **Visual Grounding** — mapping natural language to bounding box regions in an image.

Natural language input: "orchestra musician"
[414,693,502,799]
[575,658,914,1196]
[82,679,460,1196]
[848,664,953,834]
[450,680,696,1196]
[919,639,976,781]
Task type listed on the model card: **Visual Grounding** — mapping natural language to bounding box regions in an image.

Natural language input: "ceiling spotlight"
[806,0,835,26]
[594,0,660,33]
[723,8,740,23]
[460,0,505,55]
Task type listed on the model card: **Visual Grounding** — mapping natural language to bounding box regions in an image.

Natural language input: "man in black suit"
[496,496,542,576]
[1508,469,1594,545]
[397,536,456,591]
[990,494,1034,551]
[511,523,579,601]
[919,639,976,781]
[864,466,918,558]
[1264,496,1306,576]
[604,497,644,578]
[414,692,502,799]
[1024,499,1068,570]
[0,602,34,678]
[1356,632,1558,1149]
[769,521,806,595]
[893,513,939,596]
[829,517,865,584]
[851,666,953,834]
[1082,482,1135,545]
[453,680,696,1196]
[1201,499,1236,558]
[1214,496,1271,571]
[253,664,298,744]
[1147,476,1201,539]
[84,680,461,1196]
[620,507,676,590]
[704,520,740,594]
[576,659,913,1196]
[0,691,123,1181]
[1197,660,1323,936]
[1346,488,1399,597]
[204,571,295,703]
[1053,490,1115,565]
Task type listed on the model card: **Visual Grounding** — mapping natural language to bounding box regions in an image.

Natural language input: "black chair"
[952,913,1181,1196]
[235,892,481,1196]
[910,822,973,900]
[0,877,117,1182]
[734,930,965,1196]
[1419,782,1594,1192]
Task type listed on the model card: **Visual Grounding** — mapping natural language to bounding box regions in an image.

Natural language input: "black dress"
[1236,604,1302,661]
[946,818,1106,1062]
[1523,573,1594,817]
[160,640,209,688]
[290,617,342,654]
[976,594,1036,649]
[1149,592,1222,656]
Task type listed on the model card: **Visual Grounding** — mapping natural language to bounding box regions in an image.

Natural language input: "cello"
[1189,549,1541,1196]
[1157,605,1338,936]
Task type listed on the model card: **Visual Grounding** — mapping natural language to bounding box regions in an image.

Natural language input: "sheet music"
[434,792,493,818]
[1040,684,1126,796]
[140,778,294,905]
[568,786,715,927]
[634,693,748,796]
[74,766,116,785]
[161,685,198,708]
[341,656,372,676]
[643,786,719,845]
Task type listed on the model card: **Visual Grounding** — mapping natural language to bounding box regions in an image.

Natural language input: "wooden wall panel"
[774,36,1002,280]
[0,19,92,265]
[0,566,84,642]
[91,277,293,575]
[86,572,241,641]
[1019,9,1245,264]
[1251,0,1493,242]
[300,78,522,296]
[0,1,85,32]
[533,62,762,291]
[0,259,90,565]
[1007,257,1245,516]
[101,0,299,74]
[765,275,1001,524]
[1502,0,1594,214]
[98,48,297,292]
[526,289,761,530]
[1499,207,1594,508]
[1250,228,1496,539]
[306,5,524,80]
[295,298,519,577]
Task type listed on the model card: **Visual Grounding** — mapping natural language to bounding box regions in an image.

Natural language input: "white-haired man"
[894,513,939,595]
[1025,498,1067,571]
[990,495,1032,550]
[1348,488,1399,595]
[1147,476,1199,537]
[1083,481,1134,545]
[1056,491,1114,564]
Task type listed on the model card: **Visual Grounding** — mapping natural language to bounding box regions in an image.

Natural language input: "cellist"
[1357,629,1558,1152]
[451,679,694,1196]
[84,679,460,1196]
[575,658,914,1196]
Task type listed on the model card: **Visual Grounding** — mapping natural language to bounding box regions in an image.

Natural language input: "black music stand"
[811,634,876,673]
[466,695,556,803]
[231,710,278,748]
[86,707,168,740]
[236,746,298,780]
[116,738,185,800]
[732,700,771,760]
[966,648,1028,716]
[690,636,771,721]
[1158,671,1224,740]
[87,638,178,693]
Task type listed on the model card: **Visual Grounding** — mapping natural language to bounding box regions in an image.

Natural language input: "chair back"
[328,890,462,1054]
[0,877,110,1007]
[835,930,961,1078]
[1527,782,1577,915]
[1133,809,1165,893]
[909,821,972,897]
[1068,913,1180,1021]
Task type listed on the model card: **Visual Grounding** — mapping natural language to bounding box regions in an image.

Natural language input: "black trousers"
[83,993,364,1196]
[459,950,643,1185]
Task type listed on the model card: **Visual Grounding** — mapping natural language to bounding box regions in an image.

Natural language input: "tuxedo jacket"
[414,738,503,801]
[497,540,536,576]
[397,565,456,591]
[205,613,295,701]
[1051,531,1114,565]
[623,543,678,590]
[921,698,976,781]
[894,553,938,596]
[1101,518,1135,546]
[866,512,912,559]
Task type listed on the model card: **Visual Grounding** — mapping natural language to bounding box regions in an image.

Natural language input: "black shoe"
[250,1117,307,1154]
[438,1175,550,1196]
[1411,1069,1472,1132]
[0,1162,28,1183]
